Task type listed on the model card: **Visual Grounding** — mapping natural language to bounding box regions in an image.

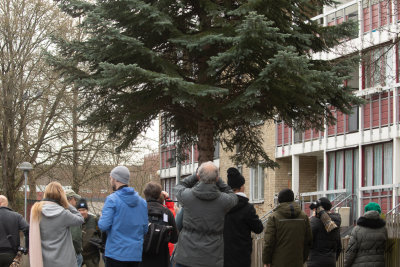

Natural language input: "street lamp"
[17,162,33,219]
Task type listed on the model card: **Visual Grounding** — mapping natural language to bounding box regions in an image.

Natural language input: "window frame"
[250,164,265,203]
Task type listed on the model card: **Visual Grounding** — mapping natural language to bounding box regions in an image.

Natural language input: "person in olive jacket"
[344,202,387,267]
[77,198,100,267]
[307,197,342,267]
[263,188,312,267]
[223,167,263,267]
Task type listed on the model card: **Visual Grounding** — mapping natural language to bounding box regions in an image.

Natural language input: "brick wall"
[218,121,319,217]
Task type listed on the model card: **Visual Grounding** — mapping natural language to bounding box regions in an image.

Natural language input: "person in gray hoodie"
[30,182,84,267]
[173,161,238,267]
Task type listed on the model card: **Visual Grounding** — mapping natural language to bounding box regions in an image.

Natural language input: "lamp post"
[17,162,33,219]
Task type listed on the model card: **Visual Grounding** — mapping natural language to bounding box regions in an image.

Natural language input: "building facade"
[276,0,400,222]
[159,0,400,221]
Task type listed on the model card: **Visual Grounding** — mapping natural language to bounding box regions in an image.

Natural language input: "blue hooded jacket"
[99,187,148,262]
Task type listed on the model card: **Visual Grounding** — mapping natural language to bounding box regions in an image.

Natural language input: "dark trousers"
[83,254,100,267]
[175,263,190,267]
[0,252,15,267]
[105,257,139,267]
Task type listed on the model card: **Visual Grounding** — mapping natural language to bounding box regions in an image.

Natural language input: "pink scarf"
[29,212,43,267]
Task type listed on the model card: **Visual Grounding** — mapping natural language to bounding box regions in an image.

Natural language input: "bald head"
[198,161,219,184]
[0,195,8,207]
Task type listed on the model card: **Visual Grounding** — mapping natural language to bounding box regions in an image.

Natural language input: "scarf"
[29,208,44,267]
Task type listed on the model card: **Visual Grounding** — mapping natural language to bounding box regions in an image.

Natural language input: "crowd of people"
[0,161,390,267]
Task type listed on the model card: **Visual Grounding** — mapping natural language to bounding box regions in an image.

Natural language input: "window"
[363,142,392,186]
[294,131,302,143]
[327,148,359,192]
[347,106,359,132]
[250,164,265,202]
[168,149,176,168]
[213,141,220,159]
[162,177,176,200]
[363,45,395,89]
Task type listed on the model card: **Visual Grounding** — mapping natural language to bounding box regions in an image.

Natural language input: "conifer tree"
[51,0,362,167]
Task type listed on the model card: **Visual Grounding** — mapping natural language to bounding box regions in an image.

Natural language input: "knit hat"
[227,167,245,189]
[365,202,381,214]
[77,198,88,210]
[278,188,294,203]
[110,166,130,184]
[319,197,332,211]
[65,189,81,200]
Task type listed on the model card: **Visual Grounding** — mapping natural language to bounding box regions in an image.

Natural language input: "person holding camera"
[140,182,178,267]
[307,197,342,267]
[29,182,84,267]
[0,195,29,267]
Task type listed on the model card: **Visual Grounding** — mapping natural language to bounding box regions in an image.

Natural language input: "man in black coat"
[223,167,264,267]
[307,197,342,267]
[0,195,29,267]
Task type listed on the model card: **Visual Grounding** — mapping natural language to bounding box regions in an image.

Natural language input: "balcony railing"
[360,183,399,214]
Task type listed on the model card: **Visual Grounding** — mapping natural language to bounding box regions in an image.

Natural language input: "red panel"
[364,102,371,129]
[398,0,400,20]
[363,7,370,32]
[284,125,291,145]
[336,111,344,134]
[381,98,389,126]
[371,3,379,30]
[313,129,319,139]
[277,123,283,146]
[194,145,199,163]
[161,150,166,168]
[304,129,311,140]
[380,1,389,26]
[372,100,380,127]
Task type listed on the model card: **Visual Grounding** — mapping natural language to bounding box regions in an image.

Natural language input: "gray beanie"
[110,166,130,184]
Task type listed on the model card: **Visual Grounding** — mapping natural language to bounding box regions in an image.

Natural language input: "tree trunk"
[197,120,215,165]
[72,87,79,193]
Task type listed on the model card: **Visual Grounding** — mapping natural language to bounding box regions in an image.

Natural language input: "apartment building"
[159,0,400,221]
[276,0,400,222]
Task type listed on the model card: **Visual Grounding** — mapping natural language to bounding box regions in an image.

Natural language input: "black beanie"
[319,197,332,210]
[278,188,294,203]
[77,198,88,210]
[227,167,245,189]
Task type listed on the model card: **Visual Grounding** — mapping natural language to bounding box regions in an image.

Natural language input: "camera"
[309,200,321,210]
[17,246,28,255]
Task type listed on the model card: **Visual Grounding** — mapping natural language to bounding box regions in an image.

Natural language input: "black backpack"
[142,209,173,256]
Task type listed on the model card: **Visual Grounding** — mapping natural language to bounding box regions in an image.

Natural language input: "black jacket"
[223,194,263,267]
[307,212,342,267]
[0,207,29,254]
[344,211,387,267]
[139,200,178,267]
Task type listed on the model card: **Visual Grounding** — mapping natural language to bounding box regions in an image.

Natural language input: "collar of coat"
[357,211,386,229]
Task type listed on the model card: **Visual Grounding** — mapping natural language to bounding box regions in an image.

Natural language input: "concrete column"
[393,138,400,208]
[292,154,300,198]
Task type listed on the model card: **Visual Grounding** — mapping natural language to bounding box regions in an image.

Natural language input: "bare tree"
[0,0,72,208]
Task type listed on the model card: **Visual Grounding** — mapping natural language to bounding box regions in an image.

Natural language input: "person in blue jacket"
[98,166,148,267]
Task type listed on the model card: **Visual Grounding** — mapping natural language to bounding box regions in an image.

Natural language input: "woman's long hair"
[31,181,69,222]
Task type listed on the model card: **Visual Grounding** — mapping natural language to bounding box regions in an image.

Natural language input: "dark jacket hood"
[274,201,301,218]
[357,210,386,229]
[114,187,140,207]
[192,182,221,200]
[227,194,248,214]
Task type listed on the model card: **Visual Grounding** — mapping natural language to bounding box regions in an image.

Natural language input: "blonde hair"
[31,182,69,222]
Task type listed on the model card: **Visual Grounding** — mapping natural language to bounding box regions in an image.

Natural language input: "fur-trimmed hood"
[356,210,386,229]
